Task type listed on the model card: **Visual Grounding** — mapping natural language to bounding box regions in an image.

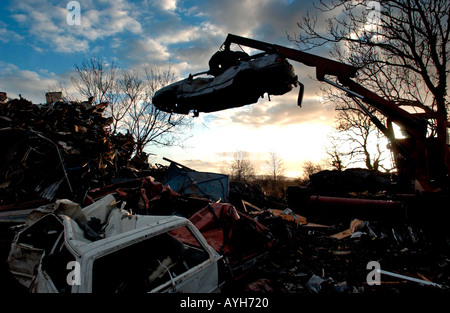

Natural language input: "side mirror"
[297,82,304,107]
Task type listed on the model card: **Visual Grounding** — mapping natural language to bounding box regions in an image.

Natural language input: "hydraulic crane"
[221,34,450,193]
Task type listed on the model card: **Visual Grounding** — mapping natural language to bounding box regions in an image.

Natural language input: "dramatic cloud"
[0,61,76,102]
[0,62,52,101]
[190,0,314,42]
[8,0,143,53]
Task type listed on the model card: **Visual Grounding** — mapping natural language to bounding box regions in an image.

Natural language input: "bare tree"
[298,160,325,185]
[321,82,394,172]
[108,72,135,134]
[71,58,192,156]
[335,102,390,172]
[291,0,449,173]
[124,66,191,155]
[71,57,129,135]
[71,57,119,104]
[265,151,285,187]
[303,160,325,178]
[325,133,347,171]
[229,151,256,183]
[291,0,449,116]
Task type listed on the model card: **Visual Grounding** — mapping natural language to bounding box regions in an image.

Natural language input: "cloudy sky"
[0,0,345,177]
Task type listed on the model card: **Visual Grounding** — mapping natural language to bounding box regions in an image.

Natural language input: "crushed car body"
[85,176,275,278]
[153,51,298,115]
[8,194,223,293]
[7,174,275,293]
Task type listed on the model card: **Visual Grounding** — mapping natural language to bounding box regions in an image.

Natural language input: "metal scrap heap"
[1,95,449,295]
[0,95,136,207]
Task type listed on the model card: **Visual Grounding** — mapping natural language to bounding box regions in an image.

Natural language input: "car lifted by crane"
[221,34,449,195]
[156,33,450,195]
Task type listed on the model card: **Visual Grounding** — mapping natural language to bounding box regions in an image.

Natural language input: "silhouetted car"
[153,52,299,115]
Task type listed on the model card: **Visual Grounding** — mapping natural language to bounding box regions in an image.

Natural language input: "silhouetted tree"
[291,0,449,172]
[72,58,191,156]
[229,151,256,183]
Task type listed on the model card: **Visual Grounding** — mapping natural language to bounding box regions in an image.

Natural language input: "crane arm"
[222,33,427,139]
[223,34,358,81]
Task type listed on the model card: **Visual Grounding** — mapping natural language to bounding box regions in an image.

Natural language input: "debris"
[45,92,62,104]
[350,231,365,239]
[180,202,274,276]
[330,219,366,240]
[269,208,307,225]
[7,194,224,293]
[378,269,444,289]
[1,93,450,295]
[241,200,263,213]
[309,168,394,195]
[0,96,141,206]
[229,181,285,212]
[162,158,229,202]
[333,281,350,293]
[244,278,274,293]
[85,176,274,278]
[306,274,326,293]
[332,250,351,256]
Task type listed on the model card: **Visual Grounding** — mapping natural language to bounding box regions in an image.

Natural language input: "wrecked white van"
[8,194,223,293]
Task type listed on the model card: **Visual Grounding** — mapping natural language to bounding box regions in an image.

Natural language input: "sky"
[0,0,355,178]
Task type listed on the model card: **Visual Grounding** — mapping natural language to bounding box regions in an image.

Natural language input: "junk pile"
[4,175,275,293]
[6,194,224,293]
[1,93,450,294]
[233,213,450,294]
[85,175,274,276]
[0,94,160,286]
[228,176,450,294]
[0,94,144,208]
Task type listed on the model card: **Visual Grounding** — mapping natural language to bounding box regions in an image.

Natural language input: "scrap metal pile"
[226,173,450,294]
[0,95,140,208]
[1,94,449,294]
[230,212,450,294]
